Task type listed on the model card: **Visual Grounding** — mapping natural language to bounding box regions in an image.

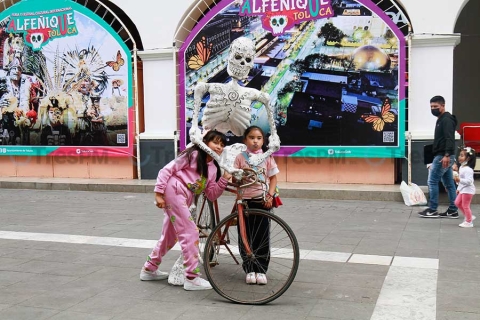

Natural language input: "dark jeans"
[237,200,270,274]
[428,155,457,210]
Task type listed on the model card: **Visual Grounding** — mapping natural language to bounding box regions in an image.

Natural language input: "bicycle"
[199,168,299,305]
[193,192,217,262]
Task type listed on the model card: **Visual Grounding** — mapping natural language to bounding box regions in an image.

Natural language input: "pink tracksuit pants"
[144,177,201,278]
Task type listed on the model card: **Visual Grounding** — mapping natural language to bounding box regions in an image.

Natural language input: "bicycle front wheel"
[203,209,299,305]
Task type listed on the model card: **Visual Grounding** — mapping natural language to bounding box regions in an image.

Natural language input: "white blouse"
[457,165,476,195]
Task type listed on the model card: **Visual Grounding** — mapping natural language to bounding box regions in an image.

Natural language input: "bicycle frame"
[210,168,264,263]
[202,168,298,304]
[196,197,210,239]
[236,190,252,257]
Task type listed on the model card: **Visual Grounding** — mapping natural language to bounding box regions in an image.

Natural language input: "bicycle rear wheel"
[196,194,216,262]
[203,209,299,305]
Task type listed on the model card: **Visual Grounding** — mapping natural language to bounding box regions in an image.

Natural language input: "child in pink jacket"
[140,131,231,291]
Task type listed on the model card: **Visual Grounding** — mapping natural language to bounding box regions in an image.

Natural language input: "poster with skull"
[0,0,133,157]
[180,0,407,159]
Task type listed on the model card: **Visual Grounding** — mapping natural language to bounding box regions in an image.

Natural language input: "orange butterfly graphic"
[361,98,396,132]
[106,50,125,72]
[188,36,213,70]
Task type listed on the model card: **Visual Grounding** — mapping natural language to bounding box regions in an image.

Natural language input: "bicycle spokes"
[196,195,216,264]
[203,209,299,305]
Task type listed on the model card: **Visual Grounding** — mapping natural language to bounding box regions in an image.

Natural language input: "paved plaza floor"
[0,189,479,319]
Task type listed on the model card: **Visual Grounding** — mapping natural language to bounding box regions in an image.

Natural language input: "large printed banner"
[180,0,406,158]
[0,0,133,156]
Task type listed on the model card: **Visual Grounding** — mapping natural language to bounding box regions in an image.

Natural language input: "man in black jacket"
[418,96,458,218]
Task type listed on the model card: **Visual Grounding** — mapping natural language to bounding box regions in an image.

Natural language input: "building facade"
[0,0,476,185]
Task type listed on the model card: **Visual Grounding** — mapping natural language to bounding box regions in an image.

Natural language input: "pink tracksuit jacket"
[144,150,228,277]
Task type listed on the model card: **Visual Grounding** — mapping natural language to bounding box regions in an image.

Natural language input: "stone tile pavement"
[2,176,480,203]
[0,189,479,319]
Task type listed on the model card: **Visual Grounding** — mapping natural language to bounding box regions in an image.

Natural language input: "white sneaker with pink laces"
[183,277,213,291]
[246,272,256,284]
[459,221,474,228]
[140,268,168,281]
[256,273,267,285]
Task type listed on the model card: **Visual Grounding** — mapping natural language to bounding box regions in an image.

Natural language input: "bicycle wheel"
[203,209,299,305]
[196,194,216,262]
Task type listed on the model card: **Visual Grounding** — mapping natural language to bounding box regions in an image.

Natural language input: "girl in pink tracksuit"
[140,131,231,291]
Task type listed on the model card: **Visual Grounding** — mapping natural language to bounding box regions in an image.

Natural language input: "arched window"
[0,0,142,51]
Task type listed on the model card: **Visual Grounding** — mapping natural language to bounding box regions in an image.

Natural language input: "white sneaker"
[472,215,476,221]
[183,277,213,291]
[246,272,256,284]
[459,221,474,228]
[256,273,267,285]
[140,268,168,281]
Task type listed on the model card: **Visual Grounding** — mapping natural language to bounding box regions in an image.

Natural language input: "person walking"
[418,96,458,218]
[454,147,476,228]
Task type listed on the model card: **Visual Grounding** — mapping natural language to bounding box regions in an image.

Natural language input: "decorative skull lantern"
[227,37,255,80]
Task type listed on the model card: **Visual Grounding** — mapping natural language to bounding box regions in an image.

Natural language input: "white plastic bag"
[168,255,185,286]
[400,181,427,206]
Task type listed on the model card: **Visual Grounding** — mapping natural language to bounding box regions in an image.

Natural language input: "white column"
[137,49,176,139]
[409,34,461,140]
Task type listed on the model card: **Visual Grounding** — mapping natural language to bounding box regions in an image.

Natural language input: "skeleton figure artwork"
[189,37,281,173]
[168,38,282,286]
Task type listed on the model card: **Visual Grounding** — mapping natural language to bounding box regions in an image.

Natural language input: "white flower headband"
[460,146,476,156]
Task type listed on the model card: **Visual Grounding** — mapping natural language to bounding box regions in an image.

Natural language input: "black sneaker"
[418,208,439,218]
[439,208,459,219]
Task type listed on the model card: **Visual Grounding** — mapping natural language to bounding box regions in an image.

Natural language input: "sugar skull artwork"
[262,11,294,35]
[25,29,51,50]
[226,37,255,80]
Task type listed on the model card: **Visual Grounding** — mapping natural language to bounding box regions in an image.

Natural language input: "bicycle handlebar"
[230,168,260,189]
